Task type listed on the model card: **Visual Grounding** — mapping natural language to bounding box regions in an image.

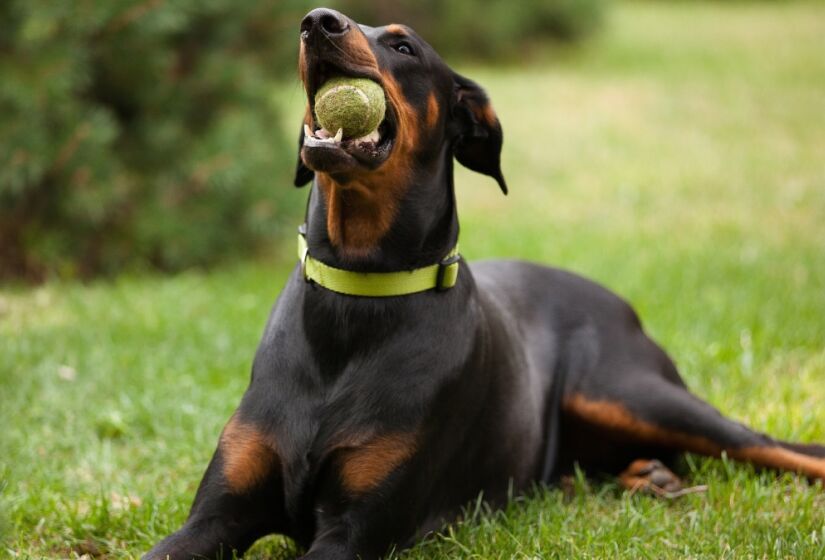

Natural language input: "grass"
[3,1,825,558]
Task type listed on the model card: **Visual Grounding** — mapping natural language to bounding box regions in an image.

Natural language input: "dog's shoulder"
[469,259,641,331]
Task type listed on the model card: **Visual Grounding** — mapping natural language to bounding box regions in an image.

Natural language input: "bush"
[0,1,606,282]
[332,0,608,59]
[0,0,313,281]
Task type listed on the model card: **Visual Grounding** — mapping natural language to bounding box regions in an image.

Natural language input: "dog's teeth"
[302,126,345,146]
[353,129,380,144]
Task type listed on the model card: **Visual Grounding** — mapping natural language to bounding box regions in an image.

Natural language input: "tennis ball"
[314,77,386,139]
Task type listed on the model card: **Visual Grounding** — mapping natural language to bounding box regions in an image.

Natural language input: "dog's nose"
[301,8,350,40]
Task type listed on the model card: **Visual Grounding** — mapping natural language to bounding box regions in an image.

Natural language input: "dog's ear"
[294,125,314,187]
[450,72,507,194]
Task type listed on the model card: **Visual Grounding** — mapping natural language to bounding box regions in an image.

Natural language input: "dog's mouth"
[301,60,397,175]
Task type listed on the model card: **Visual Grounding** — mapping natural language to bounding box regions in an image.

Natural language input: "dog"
[145,8,825,559]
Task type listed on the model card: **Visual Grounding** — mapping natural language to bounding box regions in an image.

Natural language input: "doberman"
[145,8,825,559]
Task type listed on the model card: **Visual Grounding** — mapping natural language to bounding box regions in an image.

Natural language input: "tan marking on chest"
[317,173,399,257]
[337,432,417,495]
[219,414,278,493]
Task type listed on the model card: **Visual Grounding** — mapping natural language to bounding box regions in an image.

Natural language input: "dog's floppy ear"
[450,72,507,194]
[294,125,314,187]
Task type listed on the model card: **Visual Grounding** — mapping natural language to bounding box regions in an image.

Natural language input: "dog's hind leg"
[562,372,825,483]
[143,413,285,559]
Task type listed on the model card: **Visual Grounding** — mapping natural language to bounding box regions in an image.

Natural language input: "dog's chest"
[249,284,479,524]
[270,366,424,516]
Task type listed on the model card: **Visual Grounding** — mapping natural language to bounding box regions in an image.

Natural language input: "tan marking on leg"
[426,91,440,131]
[730,447,825,480]
[566,394,825,481]
[563,394,721,456]
[338,433,417,495]
[220,415,278,493]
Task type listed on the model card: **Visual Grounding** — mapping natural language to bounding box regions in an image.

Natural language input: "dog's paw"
[619,458,684,496]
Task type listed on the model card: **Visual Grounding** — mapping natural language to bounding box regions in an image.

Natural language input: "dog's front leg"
[144,413,285,559]
[299,518,398,560]
[297,435,426,560]
[299,526,357,560]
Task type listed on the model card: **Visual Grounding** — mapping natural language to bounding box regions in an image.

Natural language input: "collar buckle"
[297,224,311,283]
[436,253,461,291]
[300,245,310,283]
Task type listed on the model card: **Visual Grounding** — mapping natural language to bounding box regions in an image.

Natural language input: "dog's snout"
[301,8,350,40]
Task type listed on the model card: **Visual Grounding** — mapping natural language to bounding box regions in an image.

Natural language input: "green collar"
[297,227,460,297]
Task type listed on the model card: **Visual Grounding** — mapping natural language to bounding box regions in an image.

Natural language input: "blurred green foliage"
[0,0,605,282]
[0,0,314,281]
[334,0,607,59]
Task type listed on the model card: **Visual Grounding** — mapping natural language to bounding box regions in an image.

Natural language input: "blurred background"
[3,2,825,556]
[0,0,605,282]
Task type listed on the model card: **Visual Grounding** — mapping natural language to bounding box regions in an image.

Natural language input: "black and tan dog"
[146,8,825,559]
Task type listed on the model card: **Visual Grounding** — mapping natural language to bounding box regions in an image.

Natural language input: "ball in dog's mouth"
[314,77,386,139]
[302,76,396,173]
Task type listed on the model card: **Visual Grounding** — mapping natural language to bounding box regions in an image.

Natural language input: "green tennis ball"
[314,77,386,139]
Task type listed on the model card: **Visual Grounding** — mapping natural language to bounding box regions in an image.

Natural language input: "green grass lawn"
[3,1,825,558]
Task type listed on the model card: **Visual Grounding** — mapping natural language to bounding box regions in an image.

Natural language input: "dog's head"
[295,8,507,195]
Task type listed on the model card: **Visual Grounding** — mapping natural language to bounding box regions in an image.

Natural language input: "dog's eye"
[394,42,414,56]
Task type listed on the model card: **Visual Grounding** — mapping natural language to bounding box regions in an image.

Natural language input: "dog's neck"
[303,150,459,273]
